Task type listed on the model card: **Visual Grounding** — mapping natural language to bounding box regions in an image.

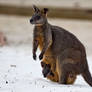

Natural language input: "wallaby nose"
[42,71,47,77]
[30,19,33,24]
[43,74,47,78]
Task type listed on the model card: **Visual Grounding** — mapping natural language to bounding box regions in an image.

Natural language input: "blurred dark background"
[0,0,92,20]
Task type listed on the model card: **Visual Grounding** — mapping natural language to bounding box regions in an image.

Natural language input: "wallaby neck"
[35,21,49,31]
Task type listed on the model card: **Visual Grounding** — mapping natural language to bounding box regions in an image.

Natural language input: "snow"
[0,46,92,92]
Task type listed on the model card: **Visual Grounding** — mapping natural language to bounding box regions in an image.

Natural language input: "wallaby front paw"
[33,54,36,60]
[39,53,43,60]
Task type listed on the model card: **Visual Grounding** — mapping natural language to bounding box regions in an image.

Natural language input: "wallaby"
[30,5,75,84]
[30,5,92,86]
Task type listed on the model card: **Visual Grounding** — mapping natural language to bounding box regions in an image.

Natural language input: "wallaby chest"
[35,26,45,50]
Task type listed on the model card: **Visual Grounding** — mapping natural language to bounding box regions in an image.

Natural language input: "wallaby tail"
[82,68,92,87]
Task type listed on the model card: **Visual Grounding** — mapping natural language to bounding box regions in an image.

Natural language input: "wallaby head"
[30,5,49,25]
[41,62,54,77]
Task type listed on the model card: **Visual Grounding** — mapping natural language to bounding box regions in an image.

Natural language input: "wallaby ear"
[32,5,40,12]
[41,8,49,15]
[41,62,46,68]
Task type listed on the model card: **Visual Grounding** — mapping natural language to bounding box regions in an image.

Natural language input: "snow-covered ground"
[0,15,92,92]
[0,46,92,92]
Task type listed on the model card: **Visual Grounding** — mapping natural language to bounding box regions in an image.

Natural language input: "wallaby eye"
[36,16,41,20]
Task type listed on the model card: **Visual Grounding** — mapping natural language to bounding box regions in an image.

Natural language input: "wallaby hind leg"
[57,59,68,84]
[58,69,67,84]
[67,74,76,84]
[82,68,92,86]
[57,57,77,85]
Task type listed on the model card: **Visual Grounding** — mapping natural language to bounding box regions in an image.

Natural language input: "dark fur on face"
[30,5,48,25]
[41,62,54,77]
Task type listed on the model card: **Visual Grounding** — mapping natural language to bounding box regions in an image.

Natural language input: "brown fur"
[42,57,76,84]
[32,25,77,84]
[42,56,59,82]
[30,5,92,86]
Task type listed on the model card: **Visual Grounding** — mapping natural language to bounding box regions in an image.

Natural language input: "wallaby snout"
[43,72,47,77]
[30,19,34,24]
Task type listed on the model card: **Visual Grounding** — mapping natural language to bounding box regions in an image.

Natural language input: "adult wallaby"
[30,5,92,86]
